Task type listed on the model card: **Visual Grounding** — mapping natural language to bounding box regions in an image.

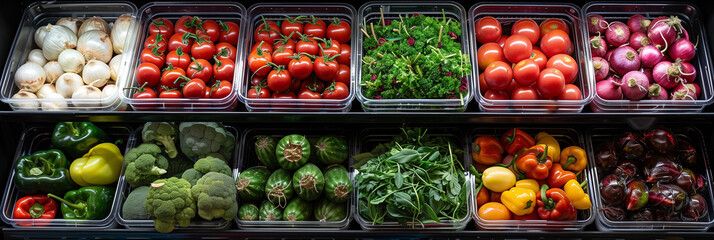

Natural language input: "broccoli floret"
[143,122,179,158]
[193,156,232,176]
[122,186,151,220]
[181,168,204,186]
[179,122,235,159]
[124,143,169,187]
[190,172,238,221]
[144,177,196,233]
[166,155,195,178]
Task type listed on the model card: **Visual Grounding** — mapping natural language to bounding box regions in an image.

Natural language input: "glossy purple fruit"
[644,128,675,155]
[596,141,619,169]
[602,205,626,221]
[626,180,649,211]
[614,159,640,183]
[676,138,698,168]
[682,194,708,222]
[644,155,682,183]
[601,174,627,205]
[676,168,706,194]
[617,132,646,160]
[648,183,687,212]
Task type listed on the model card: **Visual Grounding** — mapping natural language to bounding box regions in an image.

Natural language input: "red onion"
[588,14,608,35]
[592,57,610,81]
[669,38,696,62]
[621,70,650,100]
[590,36,608,57]
[648,16,682,49]
[652,61,682,89]
[628,14,651,33]
[639,45,664,68]
[641,68,654,83]
[680,62,697,83]
[648,84,668,100]
[671,83,701,100]
[629,32,649,50]
[597,75,623,100]
[611,46,641,76]
[605,49,615,62]
[606,22,631,47]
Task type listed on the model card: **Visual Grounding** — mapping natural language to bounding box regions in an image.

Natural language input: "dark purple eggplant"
[628,208,654,221]
[676,168,706,194]
[682,194,708,222]
[648,183,687,212]
[644,128,675,155]
[676,138,698,168]
[601,174,627,206]
[596,141,619,169]
[617,132,646,160]
[644,155,682,183]
[626,180,649,211]
[614,160,640,183]
[602,205,626,221]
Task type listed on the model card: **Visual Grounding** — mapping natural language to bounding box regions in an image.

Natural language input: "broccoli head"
[193,156,232,176]
[144,177,196,233]
[124,143,169,187]
[179,122,235,159]
[190,172,238,221]
[143,122,179,158]
[181,168,203,186]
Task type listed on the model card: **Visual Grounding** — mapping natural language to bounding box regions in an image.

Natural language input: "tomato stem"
[217,20,229,33]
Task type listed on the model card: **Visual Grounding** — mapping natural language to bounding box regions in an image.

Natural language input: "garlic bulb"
[11,91,39,110]
[78,17,109,35]
[58,49,85,73]
[77,30,112,63]
[56,17,80,35]
[111,14,133,54]
[42,25,77,60]
[34,24,53,48]
[100,84,119,107]
[41,93,67,111]
[82,60,110,87]
[108,54,122,81]
[71,85,102,107]
[37,83,58,98]
[43,61,63,84]
[55,72,84,98]
[14,62,46,92]
[27,49,47,66]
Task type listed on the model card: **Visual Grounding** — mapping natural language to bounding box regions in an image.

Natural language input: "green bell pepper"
[47,186,114,220]
[14,149,77,195]
[51,122,108,159]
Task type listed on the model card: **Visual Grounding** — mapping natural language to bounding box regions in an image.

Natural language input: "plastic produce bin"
[470,3,594,113]
[237,4,356,112]
[0,1,139,111]
[356,1,474,112]
[583,2,714,112]
[1,125,133,229]
[120,2,246,111]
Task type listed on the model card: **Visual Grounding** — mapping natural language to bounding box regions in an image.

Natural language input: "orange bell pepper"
[548,163,576,189]
[515,145,553,180]
[472,136,505,165]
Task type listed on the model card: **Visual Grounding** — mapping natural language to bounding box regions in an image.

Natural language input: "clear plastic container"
[0,1,139,111]
[120,2,246,111]
[356,1,474,112]
[470,3,594,113]
[115,124,239,230]
[234,128,352,229]
[1,125,133,229]
[353,128,472,230]
[237,4,356,112]
[583,2,714,112]
[469,128,595,231]
[588,127,714,231]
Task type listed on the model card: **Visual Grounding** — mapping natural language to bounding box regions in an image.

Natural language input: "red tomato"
[478,73,489,94]
[136,62,161,88]
[304,16,326,38]
[513,58,540,86]
[531,49,548,70]
[318,39,341,57]
[196,19,220,43]
[288,54,313,80]
[298,88,322,99]
[289,78,302,93]
[213,58,235,81]
[281,16,305,40]
[272,48,294,66]
[167,33,193,52]
[540,18,569,37]
[214,42,237,61]
[183,78,207,98]
[323,81,349,99]
[503,35,533,64]
[336,43,351,65]
[254,19,281,45]
[132,86,157,99]
[144,33,167,53]
[477,42,506,70]
[546,54,578,84]
[511,86,539,100]
[274,37,296,53]
[483,61,513,91]
[536,68,566,98]
[314,56,339,81]
[149,18,173,36]
[296,34,319,55]
[272,91,296,99]
[187,58,213,82]
[251,75,267,87]
[190,38,215,60]
[475,17,502,44]
[267,68,292,92]
[210,80,233,99]
[159,89,182,98]
[300,78,325,92]
[497,35,509,48]
[506,79,520,94]
[175,16,196,35]
[511,19,540,45]
[204,87,211,98]
[326,18,351,44]
[218,21,240,45]
[557,84,582,100]
[166,47,191,71]
[247,87,271,98]
[140,47,165,68]
[483,89,509,100]
[248,48,272,76]
[160,67,187,89]
[251,41,273,55]
[334,64,350,85]
[540,29,572,58]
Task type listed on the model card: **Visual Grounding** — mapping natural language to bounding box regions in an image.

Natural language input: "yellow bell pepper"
[482,166,516,193]
[564,179,591,210]
[70,143,124,186]
[515,179,540,194]
[500,187,536,216]
[560,146,587,172]
[535,132,560,162]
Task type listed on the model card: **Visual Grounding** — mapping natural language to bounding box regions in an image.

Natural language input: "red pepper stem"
[473,142,481,154]
[493,152,519,169]
[505,128,516,144]
[29,203,45,219]
[540,184,549,204]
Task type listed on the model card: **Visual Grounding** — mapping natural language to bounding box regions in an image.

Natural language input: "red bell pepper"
[13,195,57,226]
[501,128,535,155]
[536,184,577,221]
[548,163,576,189]
[515,145,553,180]
[472,136,505,165]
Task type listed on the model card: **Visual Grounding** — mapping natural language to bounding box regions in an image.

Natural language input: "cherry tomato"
[304,16,326,38]
[511,19,540,45]
[511,86,539,100]
[288,54,313,80]
[503,35,533,64]
[477,42,506,70]
[530,49,548,70]
[204,87,212,98]
[254,19,281,45]
[159,89,182,98]
[251,41,273,55]
[540,18,569,37]
[334,64,350,85]
[298,88,322,99]
[218,21,240,45]
[546,54,578,84]
[183,78,207,98]
[336,43,350,65]
[513,58,540,86]
[136,62,161,88]
[210,80,233,99]
[314,55,339,81]
[478,73,489,94]
[274,37,296,53]
[497,35,509,48]
[144,33,167,53]
[167,32,194,52]
[247,87,271,98]
[483,61,512,91]
[149,18,173,36]
[272,48,294,66]
[557,84,582,100]
[300,77,325,92]
[248,47,272,76]
[166,47,191,71]
[140,47,165,68]
[540,29,572,58]
[213,58,235,81]
[267,68,292,92]
[296,34,319,55]
[323,81,349,99]
[132,86,157,99]
[318,39,340,57]
[281,16,305,40]
[251,75,267,87]
[175,16,196,35]
[506,79,520,94]
[196,19,220,43]
[484,89,509,100]
[475,17,502,44]
[160,67,187,89]
[187,58,213,82]
[326,18,351,44]
[214,42,237,61]
[272,91,296,99]
[190,37,215,60]
[537,68,566,98]
[289,78,302,93]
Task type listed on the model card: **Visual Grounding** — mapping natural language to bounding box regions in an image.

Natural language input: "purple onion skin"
[597,76,623,100]
[605,49,615,62]
[652,61,678,89]
[680,62,697,83]
[592,57,610,81]
[648,16,679,48]
[611,46,641,76]
[590,36,608,57]
[629,32,649,50]
[621,70,650,100]
[640,45,664,68]
[628,14,651,33]
[669,38,696,62]
[642,68,654,83]
[588,14,608,35]
[607,22,631,47]
[671,83,701,100]
[648,83,669,100]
